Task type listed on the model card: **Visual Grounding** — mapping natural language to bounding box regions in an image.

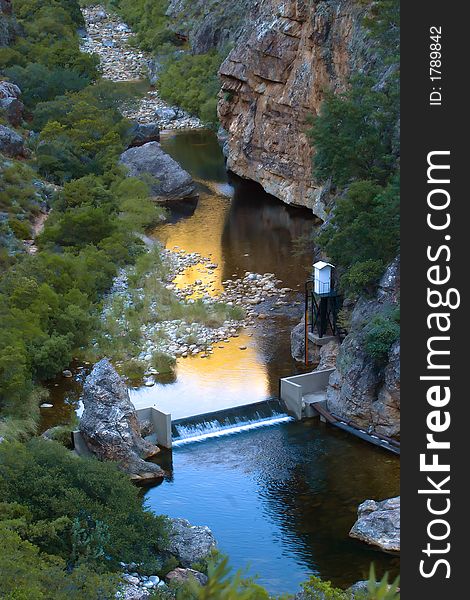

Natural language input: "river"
[42,129,399,594]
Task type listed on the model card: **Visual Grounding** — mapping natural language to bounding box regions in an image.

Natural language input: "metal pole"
[305,283,309,367]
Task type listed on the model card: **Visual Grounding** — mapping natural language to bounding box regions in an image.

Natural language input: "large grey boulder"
[349,496,400,553]
[79,359,164,482]
[127,122,160,148]
[0,124,26,157]
[119,142,196,202]
[166,518,216,567]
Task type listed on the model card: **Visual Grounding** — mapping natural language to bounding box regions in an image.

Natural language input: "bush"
[0,438,168,571]
[363,308,400,365]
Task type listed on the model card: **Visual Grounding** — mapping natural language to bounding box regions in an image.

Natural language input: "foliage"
[363,307,400,365]
[158,51,223,125]
[0,438,168,571]
[365,565,400,600]
[105,0,177,52]
[310,0,400,297]
[0,524,119,600]
[301,575,351,599]
[316,178,399,297]
[174,557,270,600]
[1,0,98,105]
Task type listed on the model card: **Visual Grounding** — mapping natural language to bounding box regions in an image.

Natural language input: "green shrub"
[158,51,223,125]
[0,438,168,571]
[363,308,400,365]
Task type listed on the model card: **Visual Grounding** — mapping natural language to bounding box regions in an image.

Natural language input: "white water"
[172,414,293,447]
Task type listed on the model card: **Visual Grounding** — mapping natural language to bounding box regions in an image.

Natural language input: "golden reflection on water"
[143,191,270,419]
[155,191,229,298]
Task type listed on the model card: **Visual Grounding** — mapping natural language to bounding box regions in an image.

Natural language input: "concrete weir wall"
[280,368,335,420]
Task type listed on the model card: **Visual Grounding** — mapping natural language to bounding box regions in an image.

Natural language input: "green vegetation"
[1,0,98,106]
[0,438,168,598]
[309,0,399,299]
[106,0,223,125]
[157,51,223,125]
[363,307,400,365]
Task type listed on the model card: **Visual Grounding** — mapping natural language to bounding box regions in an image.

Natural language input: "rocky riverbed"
[99,242,295,382]
[80,5,203,130]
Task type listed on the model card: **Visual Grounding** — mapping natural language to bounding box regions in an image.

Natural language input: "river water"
[42,129,399,594]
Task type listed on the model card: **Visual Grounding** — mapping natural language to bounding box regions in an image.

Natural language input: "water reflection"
[146,418,399,594]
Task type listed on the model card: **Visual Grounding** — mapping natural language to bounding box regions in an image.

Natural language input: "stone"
[290,315,318,364]
[62,369,73,378]
[0,124,26,157]
[119,142,197,202]
[349,496,400,553]
[117,583,150,600]
[79,359,164,482]
[0,97,24,126]
[166,568,208,587]
[326,257,400,438]
[218,0,370,216]
[316,339,340,370]
[127,122,160,148]
[155,107,178,122]
[166,517,216,567]
[0,80,21,100]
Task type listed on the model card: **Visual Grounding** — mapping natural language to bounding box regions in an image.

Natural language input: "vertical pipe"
[304,285,309,367]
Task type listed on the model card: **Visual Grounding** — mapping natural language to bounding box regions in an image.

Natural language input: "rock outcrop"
[119,142,197,202]
[326,258,400,438]
[349,496,400,553]
[0,124,26,157]
[0,81,24,126]
[165,0,251,54]
[127,122,160,148]
[79,359,164,482]
[0,0,18,48]
[218,0,369,217]
[166,518,217,567]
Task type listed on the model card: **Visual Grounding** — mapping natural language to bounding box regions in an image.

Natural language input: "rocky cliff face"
[326,258,400,439]
[218,0,369,217]
[166,0,251,54]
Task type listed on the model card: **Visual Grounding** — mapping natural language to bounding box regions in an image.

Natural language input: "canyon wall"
[218,0,369,218]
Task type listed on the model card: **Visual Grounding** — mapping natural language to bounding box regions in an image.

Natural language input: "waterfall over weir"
[171,402,293,447]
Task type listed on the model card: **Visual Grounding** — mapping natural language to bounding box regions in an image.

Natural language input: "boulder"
[127,122,160,148]
[166,568,208,586]
[0,124,26,157]
[0,97,24,126]
[166,518,216,567]
[349,496,400,553]
[316,339,340,370]
[120,142,197,202]
[155,107,178,122]
[290,314,319,364]
[79,358,164,482]
[0,80,21,99]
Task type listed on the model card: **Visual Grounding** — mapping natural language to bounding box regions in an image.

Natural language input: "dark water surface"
[43,129,399,594]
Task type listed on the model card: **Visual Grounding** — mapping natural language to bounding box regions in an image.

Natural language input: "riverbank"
[80,5,203,130]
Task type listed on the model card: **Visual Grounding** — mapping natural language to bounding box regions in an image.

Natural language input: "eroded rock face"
[119,142,197,202]
[166,0,251,55]
[349,496,400,553]
[166,518,217,567]
[218,0,368,216]
[326,258,400,438]
[79,359,164,482]
[0,124,26,157]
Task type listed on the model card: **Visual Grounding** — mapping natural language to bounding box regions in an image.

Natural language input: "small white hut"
[313,261,334,295]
